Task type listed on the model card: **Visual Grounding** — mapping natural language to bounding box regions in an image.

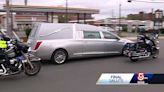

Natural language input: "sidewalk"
[123,36,164,40]
[120,32,164,40]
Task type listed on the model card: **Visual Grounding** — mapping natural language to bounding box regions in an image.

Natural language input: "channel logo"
[137,73,145,81]
[137,73,146,84]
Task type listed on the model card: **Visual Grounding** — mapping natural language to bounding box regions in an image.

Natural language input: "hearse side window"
[83,31,101,39]
[102,32,118,39]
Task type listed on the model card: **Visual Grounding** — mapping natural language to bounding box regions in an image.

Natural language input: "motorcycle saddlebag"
[0,49,5,63]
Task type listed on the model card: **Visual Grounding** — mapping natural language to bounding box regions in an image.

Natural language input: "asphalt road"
[0,40,164,92]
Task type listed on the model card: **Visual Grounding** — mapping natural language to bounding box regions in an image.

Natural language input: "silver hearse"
[28,23,132,64]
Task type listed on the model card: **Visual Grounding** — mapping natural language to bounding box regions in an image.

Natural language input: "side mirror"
[115,37,120,41]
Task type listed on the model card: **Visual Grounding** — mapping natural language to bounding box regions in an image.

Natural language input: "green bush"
[147,29,154,33]
[24,28,32,37]
[122,26,127,32]
[160,28,164,34]
[132,29,136,33]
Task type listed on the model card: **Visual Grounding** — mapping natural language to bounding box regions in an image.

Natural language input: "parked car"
[27,23,133,64]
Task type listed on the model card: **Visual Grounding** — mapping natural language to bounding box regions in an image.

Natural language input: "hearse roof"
[39,23,107,32]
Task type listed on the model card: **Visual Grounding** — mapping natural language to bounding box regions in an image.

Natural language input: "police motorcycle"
[0,31,41,76]
[123,30,159,62]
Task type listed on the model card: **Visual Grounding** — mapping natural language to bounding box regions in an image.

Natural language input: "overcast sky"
[0,0,164,19]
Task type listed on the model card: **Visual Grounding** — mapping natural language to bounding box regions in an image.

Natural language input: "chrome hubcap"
[54,51,66,64]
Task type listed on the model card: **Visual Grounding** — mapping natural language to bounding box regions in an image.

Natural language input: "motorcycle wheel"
[152,50,159,59]
[24,62,41,76]
[130,57,138,62]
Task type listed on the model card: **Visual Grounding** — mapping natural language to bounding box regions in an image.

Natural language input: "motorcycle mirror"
[3,37,10,41]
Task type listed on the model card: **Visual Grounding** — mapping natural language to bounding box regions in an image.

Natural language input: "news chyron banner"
[96,73,164,85]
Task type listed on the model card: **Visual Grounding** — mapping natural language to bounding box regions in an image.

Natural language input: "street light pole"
[6,0,12,37]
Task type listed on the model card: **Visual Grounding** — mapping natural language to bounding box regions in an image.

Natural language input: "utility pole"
[111,9,114,18]
[152,8,155,30]
[118,3,122,36]
[25,0,28,6]
[6,0,12,37]
[65,0,68,23]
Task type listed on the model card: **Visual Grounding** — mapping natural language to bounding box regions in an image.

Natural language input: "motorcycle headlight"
[28,47,32,52]
[156,41,159,44]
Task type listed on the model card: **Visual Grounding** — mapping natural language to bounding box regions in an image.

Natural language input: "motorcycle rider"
[0,31,41,76]
[137,28,155,54]
[0,31,9,51]
[0,31,14,69]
